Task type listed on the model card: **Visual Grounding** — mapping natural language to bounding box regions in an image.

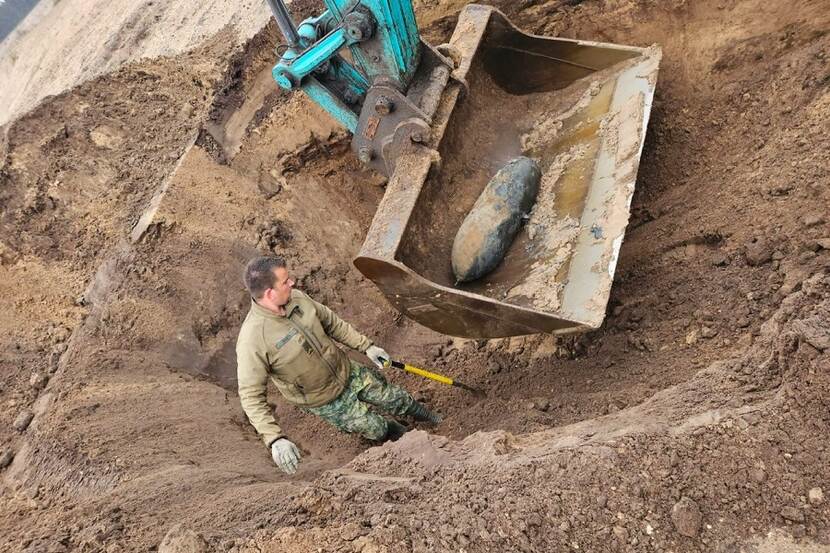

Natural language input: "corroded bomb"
[452,157,541,283]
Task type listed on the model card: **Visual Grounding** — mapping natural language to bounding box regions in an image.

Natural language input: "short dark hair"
[243,256,286,299]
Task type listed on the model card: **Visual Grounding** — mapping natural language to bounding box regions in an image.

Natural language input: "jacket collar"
[250,290,301,320]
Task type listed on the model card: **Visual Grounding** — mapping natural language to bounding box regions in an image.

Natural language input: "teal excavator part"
[267,0,422,133]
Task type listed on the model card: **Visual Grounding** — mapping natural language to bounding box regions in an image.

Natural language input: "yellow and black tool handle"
[381,358,484,395]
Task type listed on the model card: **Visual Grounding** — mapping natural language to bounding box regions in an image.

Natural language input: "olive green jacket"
[236,289,373,446]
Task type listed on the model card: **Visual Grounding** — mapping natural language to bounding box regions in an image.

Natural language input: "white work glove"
[271,438,301,474]
[366,345,390,369]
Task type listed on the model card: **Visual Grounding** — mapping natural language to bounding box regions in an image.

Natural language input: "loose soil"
[1,0,829,552]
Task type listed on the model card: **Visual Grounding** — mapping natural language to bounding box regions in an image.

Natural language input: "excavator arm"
[266,0,453,176]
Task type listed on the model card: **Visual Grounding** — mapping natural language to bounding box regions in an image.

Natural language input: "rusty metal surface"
[350,45,453,176]
[354,5,661,338]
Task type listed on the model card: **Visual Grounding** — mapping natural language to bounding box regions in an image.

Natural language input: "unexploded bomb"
[452,156,541,283]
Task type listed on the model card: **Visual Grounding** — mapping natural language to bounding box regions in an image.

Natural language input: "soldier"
[236,255,441,474]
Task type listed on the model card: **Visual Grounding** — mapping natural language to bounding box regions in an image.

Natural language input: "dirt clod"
[158,524,210,553]
[12,410,34,432]
[612,525,628,541]
[792,317,830,351]
[0,449,13,469]
[672,497,703,537]
[748,468,767,485]
[29,372,48,390]
[802,214,826,228]
[745,237,773,266]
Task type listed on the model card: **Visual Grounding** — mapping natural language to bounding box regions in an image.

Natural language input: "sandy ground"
[1,0,830,551]
[0,0,271,127]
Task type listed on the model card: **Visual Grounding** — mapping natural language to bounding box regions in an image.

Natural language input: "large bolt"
[374,96,393,116]
[344,11,374,42]
[346,25,364,41]
[358,147,374,164]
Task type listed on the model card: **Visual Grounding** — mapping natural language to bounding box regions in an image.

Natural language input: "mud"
[1,0,830,552]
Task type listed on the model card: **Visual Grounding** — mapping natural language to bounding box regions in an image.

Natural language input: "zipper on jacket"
[283,316,345,388]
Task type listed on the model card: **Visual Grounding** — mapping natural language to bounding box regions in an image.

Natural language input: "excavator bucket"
[354,5,661,338]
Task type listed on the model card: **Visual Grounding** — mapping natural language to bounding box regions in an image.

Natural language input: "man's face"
[266,267,294,307]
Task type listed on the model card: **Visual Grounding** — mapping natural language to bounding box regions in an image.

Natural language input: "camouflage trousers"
[306,360,414,441]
